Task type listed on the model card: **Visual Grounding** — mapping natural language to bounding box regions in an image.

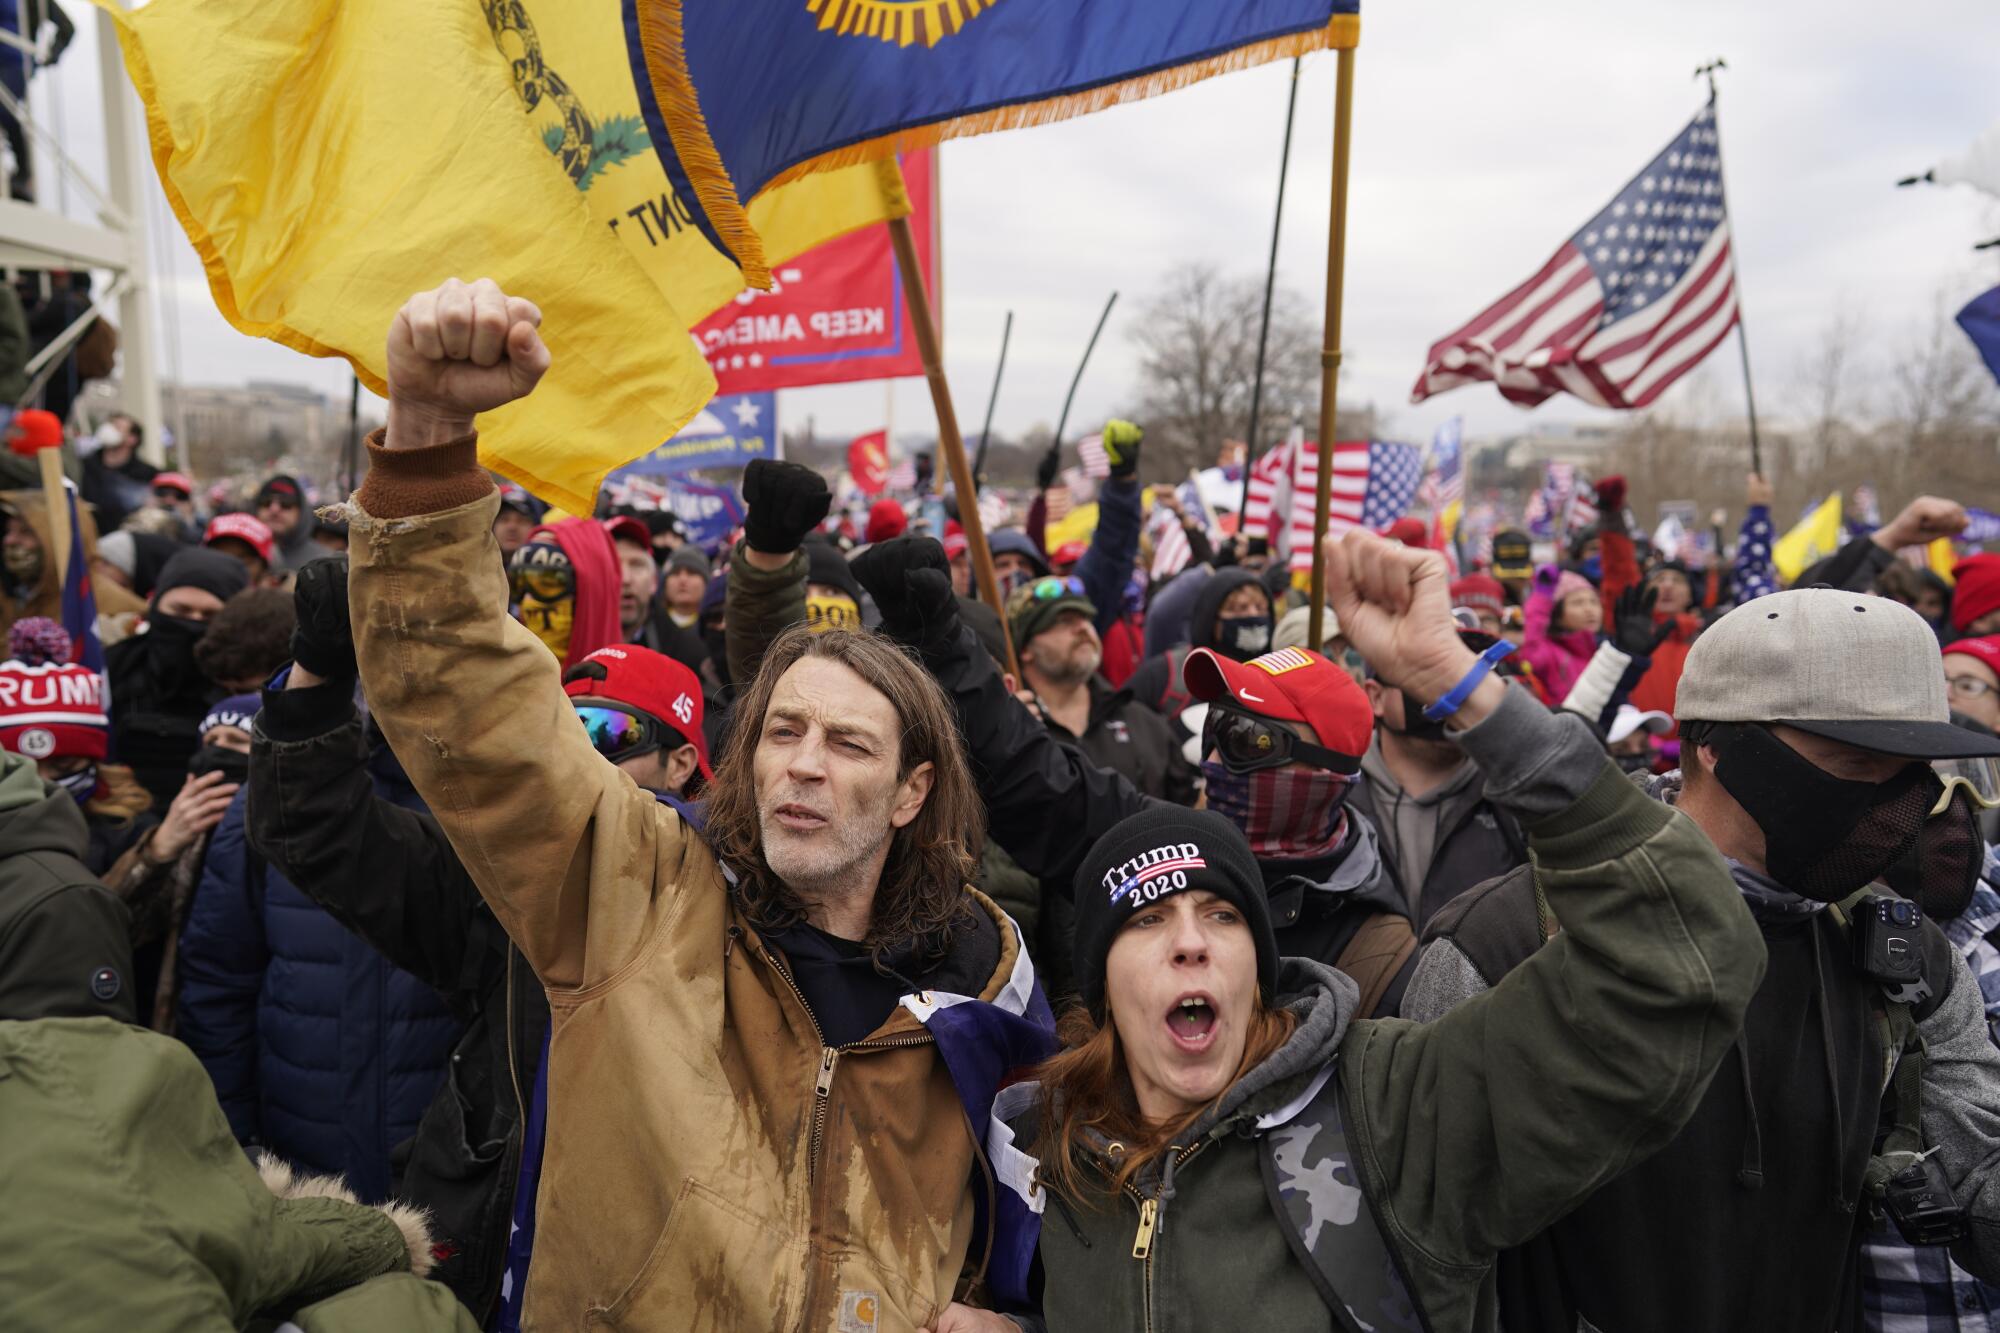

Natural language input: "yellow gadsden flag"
[1772,492,1843,585]
[101,0,906,513]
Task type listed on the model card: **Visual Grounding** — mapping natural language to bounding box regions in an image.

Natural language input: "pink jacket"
[1520,583,1599,704]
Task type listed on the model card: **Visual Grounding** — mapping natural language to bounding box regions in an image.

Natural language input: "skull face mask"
[511,538,577,662]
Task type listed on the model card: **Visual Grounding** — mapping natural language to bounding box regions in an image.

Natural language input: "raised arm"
[1075,422,1143,635]
[346,278,684,991]
[853,536,1154,892]
[1316,532,1765,1267]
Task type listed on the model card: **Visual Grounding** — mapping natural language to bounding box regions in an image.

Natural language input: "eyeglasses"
[1027,575,1087,601]
[1203,702,1361,776]
[1947,676,1997,701]
[574,704,665,761]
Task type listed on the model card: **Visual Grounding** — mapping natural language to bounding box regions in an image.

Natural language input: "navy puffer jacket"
[176,748,458,1202]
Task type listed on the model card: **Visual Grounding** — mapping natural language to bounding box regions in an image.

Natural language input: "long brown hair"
[85,761,153,825]
[703,625,983,961]
[1031,998,1298,1203]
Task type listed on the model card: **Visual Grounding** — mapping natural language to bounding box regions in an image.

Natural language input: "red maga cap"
[563,644,711,779]
[205,513,276,564]
[1184,644,1374,761]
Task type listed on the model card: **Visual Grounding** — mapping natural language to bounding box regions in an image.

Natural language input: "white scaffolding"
[0,9,164,466]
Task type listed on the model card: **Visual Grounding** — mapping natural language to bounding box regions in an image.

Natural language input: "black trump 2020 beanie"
[1072,805,1278,1021]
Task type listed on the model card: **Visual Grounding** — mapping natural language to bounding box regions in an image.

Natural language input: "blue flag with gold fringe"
[624,0,1359,283]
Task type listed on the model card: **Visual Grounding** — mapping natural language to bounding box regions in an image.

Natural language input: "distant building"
[79,378,364,482]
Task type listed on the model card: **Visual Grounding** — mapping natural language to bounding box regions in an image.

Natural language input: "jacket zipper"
[1124,1139,1212,1332]
[759,945,931,1183]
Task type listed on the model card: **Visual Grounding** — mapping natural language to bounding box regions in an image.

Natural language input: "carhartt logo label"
[1103,842,1206,906]
[836,1291,879,1332]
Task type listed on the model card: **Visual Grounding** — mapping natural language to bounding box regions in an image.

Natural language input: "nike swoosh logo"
[1237,688,1265,704]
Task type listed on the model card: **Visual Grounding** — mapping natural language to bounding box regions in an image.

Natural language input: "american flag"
[1286,440,1426,573]
[1412,102,1739,411]
[1045,482,1075,524]
[887,455,917,491]
[1243,425,1301,556]
[1076,432,1111,480]
[1434,417,1465,507]
[1148,504,1190,581]
[1566,475,1599,535]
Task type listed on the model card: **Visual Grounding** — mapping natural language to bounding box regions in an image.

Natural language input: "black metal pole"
[1238,57,1304,523]
[1046,291,1118,474]
[969,310,1013,491]
[1698,59,1763,477]
[343,374,361,494]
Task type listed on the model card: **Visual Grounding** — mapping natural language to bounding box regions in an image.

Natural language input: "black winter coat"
[246,677,548,1324]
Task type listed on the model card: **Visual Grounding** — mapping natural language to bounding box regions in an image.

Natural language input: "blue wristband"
[1421,641,1516,722]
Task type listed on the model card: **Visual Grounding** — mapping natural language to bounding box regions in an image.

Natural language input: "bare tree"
[1125,262,1327,478]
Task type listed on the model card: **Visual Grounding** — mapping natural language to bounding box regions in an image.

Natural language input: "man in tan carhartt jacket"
[344,279,1046,1332]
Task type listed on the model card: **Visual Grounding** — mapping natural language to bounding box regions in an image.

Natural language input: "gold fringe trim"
[760,16,1360,193]
[635,0,772,287]
[806,0,1002,50]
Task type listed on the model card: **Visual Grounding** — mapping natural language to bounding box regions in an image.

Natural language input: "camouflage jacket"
[1006,715,1768,1333]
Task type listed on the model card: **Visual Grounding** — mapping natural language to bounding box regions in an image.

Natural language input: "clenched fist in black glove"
[851,536,960,649]
[740,459,831,554]
[292,555,356,680]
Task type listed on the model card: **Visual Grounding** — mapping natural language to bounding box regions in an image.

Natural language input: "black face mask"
[187,745,251,785]
[1384,689,1453,744]
[1883,785,1987,922]
[1215,614,1273,661]
[1706,723,1939,902]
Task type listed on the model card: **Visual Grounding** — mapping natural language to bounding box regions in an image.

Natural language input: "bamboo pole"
[888,213,1022,683]
[1307,48,1358,653]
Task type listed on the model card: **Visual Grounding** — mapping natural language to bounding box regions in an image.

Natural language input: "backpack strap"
[1333,912,1417,1019]
[1259,1063,1422,1333]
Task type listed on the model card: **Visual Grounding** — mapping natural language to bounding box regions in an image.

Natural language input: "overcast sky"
[30,2,2000,457]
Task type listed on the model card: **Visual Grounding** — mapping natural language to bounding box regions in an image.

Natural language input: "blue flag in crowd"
[623,0,1359,279]
[1958,285,2000,386]
[60,484,103,674]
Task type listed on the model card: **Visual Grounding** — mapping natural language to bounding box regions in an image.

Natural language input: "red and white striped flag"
[1243,428,1299,550]
[1284,439,1426,573]
[1076,432,1111,480]
[1148,504,1191,581]
[1412,103,1738,412]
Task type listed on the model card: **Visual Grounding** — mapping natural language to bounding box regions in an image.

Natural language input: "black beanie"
[804,538,863,604]
[154,548,251,606]
[1072,805,1278,1020]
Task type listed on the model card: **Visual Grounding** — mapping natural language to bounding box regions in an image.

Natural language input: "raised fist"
[740,460,832,555]
[384,277,551,448]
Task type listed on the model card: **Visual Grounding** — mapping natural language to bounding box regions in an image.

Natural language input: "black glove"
[740,459,831,554]
[851,537,959,647]
[291,555,356,679]
[1034,443,1062,492]
[1611,583,1672,658]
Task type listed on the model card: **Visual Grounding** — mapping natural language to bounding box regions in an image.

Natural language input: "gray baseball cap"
[1677,588,2000,759]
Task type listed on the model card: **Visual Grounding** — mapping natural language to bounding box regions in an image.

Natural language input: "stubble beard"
[759,782,899,908]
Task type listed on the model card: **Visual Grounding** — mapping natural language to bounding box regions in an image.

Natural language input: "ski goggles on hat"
[1202,701,1362,776]
[1933,761,2000,813]
[573,704,667,762]
[1028,575,1087,601]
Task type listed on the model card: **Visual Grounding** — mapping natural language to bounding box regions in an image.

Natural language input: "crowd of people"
[5,275,2000,1332]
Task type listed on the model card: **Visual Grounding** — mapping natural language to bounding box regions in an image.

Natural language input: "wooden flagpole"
[888,213,1023,683]
[1307,48,1358,653]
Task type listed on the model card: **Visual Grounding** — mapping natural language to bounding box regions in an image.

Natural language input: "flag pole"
[1698,58,1763,477]
[1056,296,1120,466]
[1237,57,1304,525]
[969,309,1013,492]
[1307,47,1357,653]
[888,213,1022,683]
